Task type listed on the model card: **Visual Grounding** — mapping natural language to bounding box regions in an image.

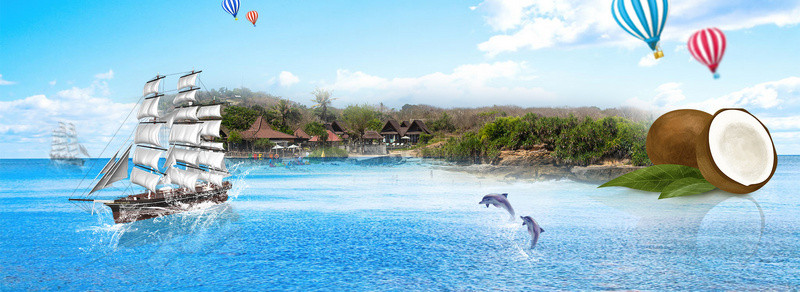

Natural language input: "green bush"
[254,138,275,150]
[422,114,651,166]
[419,133,433,145]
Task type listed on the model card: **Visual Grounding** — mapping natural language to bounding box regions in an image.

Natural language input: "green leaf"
[598,164,704,192]
[659,177,717,199]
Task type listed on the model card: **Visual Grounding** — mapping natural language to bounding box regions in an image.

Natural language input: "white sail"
[133,147,163,170]
[67,123,77,136]
[190,169,225,187]
[78,144,91,157]
[207,173,225,187]
[143,79,161,96]
[198,151,225,170]
[134,124,163,148]
[201,141,225,150]
[169,123,202,145]
[131,168,161,193]
[177,73,198,90]
[137,96,161,119]
[173,107,199,121]
[89,145,131,194]
[196,105,222,119]
[164,147,199,166]
[200,120,221,138]
[99,150,119,174]
[165,167,199,191]
[173,89,198,105]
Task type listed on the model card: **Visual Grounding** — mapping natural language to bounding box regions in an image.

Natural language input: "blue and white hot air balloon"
[611,0,669,59]
[222,0,240,20]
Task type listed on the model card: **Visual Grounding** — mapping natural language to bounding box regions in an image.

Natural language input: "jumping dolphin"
[479,193,515,221]
[521,216,544,249]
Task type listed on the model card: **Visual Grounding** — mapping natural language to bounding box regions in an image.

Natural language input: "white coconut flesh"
[707,110,775,186]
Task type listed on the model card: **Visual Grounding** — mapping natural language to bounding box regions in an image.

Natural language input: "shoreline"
[391,147,644,183]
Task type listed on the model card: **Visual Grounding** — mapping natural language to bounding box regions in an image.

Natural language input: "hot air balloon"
[222,0,240,20]
[688,28,726,79]
[611,0,670,59]
[246,11,258,27]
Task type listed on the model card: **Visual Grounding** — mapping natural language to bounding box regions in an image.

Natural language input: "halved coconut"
[696,109,777,194]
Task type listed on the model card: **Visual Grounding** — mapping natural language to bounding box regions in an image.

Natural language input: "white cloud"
[49,80,57,86]
[278,71,300,87]
[94,69,114,80]
[0,79,136,158]
[474,0,800,56]
[625,82,685,112]
[687,77,800,111]
[628,77,800,114]
[625,77,800,154]
[638,54,660,67]
[0,74,16,85]
[327,61,554,107]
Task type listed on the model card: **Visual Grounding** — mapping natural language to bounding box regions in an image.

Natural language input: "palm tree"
[311,87,336,122]
[271,99,301,129]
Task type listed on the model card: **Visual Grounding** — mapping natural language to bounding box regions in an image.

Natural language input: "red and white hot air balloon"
[688,28,726,79]
[246,10,258,27]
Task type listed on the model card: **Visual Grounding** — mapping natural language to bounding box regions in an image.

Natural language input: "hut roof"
[325,121,350,134]
[240,116,297,140]
[294,128,311,139]
[309,130,342,142]
[400,121,410,127]
[362,130,383,140]
[404,120,432,135]
[379,120,406,136]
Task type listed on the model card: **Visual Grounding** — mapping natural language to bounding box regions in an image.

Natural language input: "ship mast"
[162,70,230,191]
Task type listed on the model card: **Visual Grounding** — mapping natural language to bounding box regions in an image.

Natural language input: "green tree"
[305,122,329,148]
[271,99,301,129]
[428,112,456,133]
[311,88,336,122]
[254,138,275,151]
[221,106,259,131]
[342,104,382,141]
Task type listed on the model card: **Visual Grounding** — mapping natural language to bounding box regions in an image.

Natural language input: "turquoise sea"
[1,157,799,290]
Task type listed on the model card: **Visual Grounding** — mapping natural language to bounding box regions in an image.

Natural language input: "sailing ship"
[50,122,91,166]
[69,70,232,224]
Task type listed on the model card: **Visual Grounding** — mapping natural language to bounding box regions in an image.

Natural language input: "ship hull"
[51,157,84,166]
[104,182,232,224]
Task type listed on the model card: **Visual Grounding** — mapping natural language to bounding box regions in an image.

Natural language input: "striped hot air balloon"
[246,11,258,27]
[611,0,670,59]
[222,0,240,20]
[688,28,726,79]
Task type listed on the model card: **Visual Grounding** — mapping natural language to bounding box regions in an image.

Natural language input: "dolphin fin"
[540,227,544,233]
[501,193,508,198]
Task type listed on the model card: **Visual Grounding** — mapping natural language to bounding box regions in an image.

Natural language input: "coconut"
[695,109,777,194]
[646,109,712,168]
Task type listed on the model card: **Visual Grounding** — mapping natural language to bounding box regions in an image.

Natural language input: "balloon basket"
[653,50,664,59]
[713,73,720,79]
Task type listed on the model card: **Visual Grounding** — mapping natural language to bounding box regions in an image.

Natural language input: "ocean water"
[1,156,799,291]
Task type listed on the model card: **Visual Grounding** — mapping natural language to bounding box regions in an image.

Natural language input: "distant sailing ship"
[50,122,91,166]
[69,70,232,224]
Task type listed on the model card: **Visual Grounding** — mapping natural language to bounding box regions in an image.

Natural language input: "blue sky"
[1,0,799,158]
